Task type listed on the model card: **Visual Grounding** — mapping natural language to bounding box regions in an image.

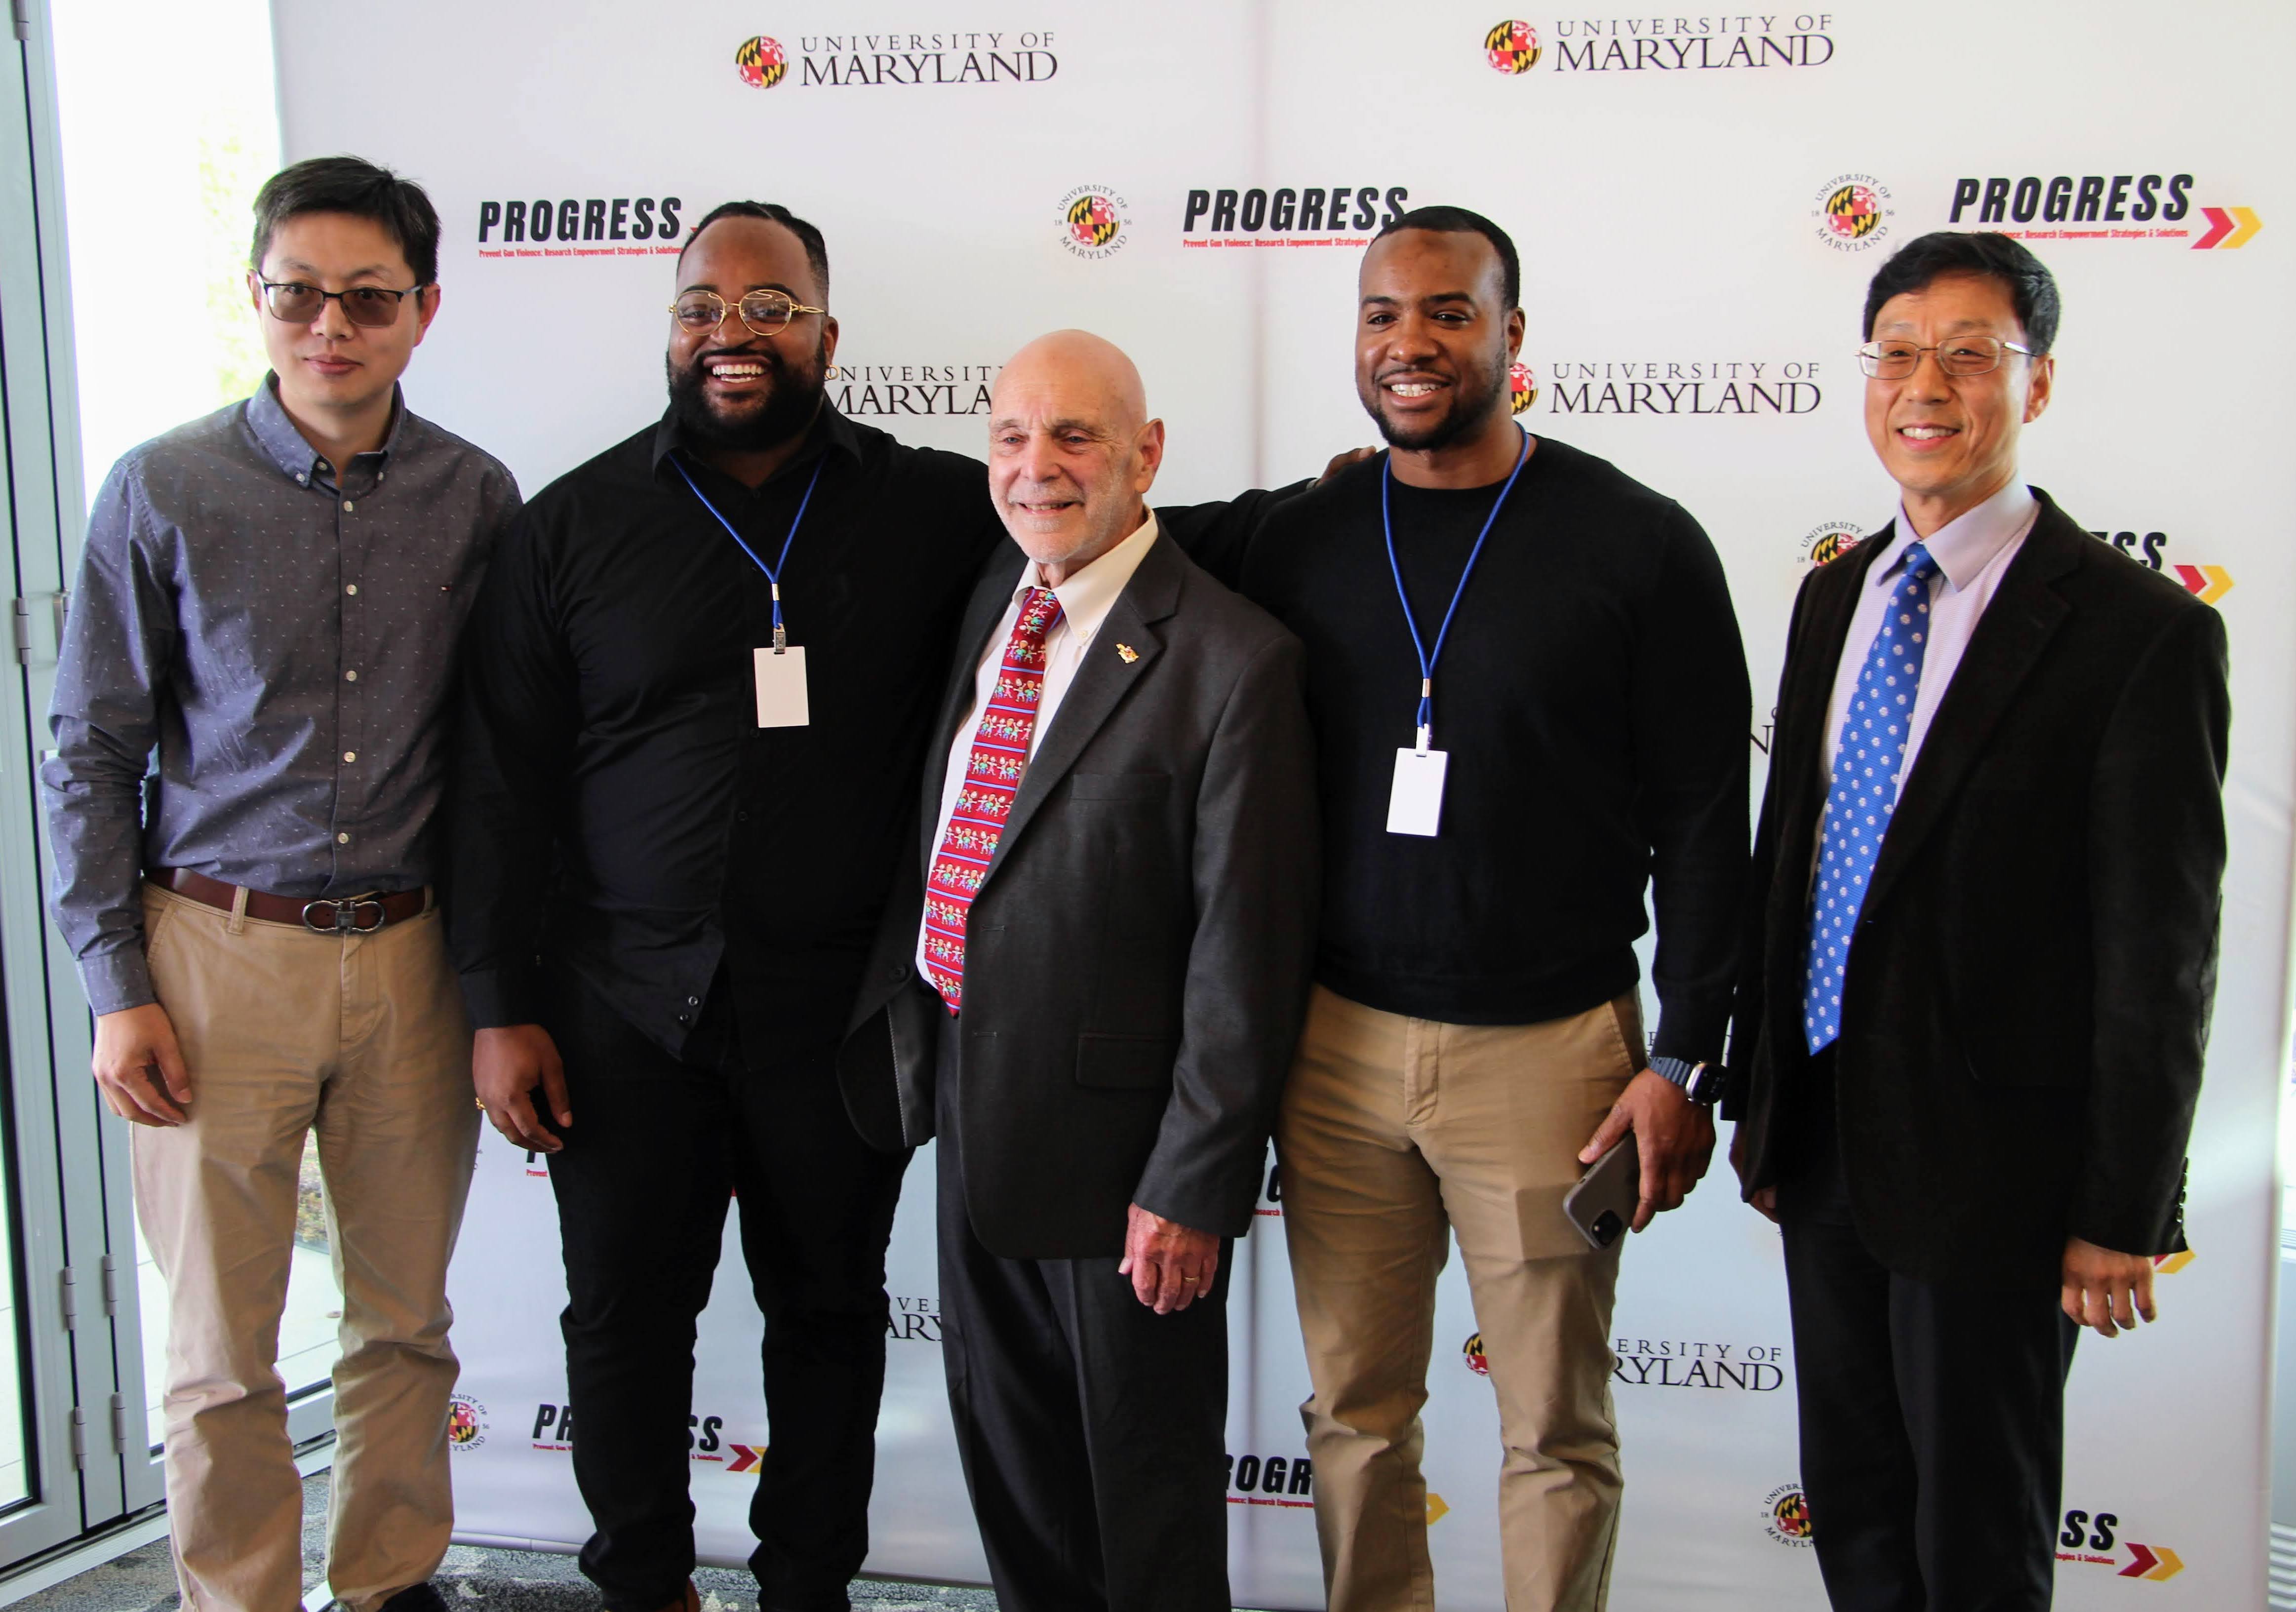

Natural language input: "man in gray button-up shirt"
[41,157,517,1612]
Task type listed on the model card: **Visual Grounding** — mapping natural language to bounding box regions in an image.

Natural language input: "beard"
[1360,348,1507,453]
[665,336,828,453]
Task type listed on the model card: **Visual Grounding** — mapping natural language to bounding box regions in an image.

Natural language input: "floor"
[3,1469,1005,1612]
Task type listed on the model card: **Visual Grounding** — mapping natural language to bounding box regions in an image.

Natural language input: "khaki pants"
[1276,985,1641,1612]
[132,885,478,1612]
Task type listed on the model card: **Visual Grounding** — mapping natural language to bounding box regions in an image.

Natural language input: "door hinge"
[67,1407,84,1470]
[11,0,30,44]
[58,1266,75,1330]
[14,591,67,666]
[108,1393,128,1455]
[98,1254,118,1316]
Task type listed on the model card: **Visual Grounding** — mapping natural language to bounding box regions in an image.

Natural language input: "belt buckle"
[301,896,388,934]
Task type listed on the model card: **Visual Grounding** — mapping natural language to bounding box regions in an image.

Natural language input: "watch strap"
[1650,1055,1722,1105]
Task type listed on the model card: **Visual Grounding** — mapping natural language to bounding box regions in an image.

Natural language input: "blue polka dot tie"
[1804,542,1938,1054]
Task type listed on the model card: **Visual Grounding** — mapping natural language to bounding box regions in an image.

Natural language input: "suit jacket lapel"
[978,536,1182,889]
[919,547,1029,874]
[1861,500,2079,914]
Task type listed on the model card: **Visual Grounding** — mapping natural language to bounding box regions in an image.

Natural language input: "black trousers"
[934,1015,1233,1612]
[542,966,910,1612]
[1777,1055,2079,1612]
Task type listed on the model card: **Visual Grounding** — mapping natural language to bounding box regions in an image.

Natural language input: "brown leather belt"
[148,866,429,934]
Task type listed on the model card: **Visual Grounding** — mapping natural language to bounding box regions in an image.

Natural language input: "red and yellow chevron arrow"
[2193,207,2262,249]
[2172,563,2234,605]
[725,1443,764,1474]
[2152,1249,2195,1274]
[2120,1542,2184,1580]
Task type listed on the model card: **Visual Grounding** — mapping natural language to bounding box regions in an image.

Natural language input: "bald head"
[995,329,1148,431]
[988,329,1165,582]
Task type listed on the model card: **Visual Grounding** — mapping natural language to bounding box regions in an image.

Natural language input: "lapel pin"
[1116,643,1139,664]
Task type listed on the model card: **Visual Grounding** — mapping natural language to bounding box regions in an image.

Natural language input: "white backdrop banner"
[277,2,2292,1606]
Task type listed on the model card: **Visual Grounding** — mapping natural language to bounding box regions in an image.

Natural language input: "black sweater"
[1222,437,1749,1059]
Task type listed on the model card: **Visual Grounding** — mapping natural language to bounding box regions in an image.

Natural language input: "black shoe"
[376,1586,451,1612]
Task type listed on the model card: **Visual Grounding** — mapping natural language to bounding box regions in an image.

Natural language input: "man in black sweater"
[1211,207,1749,1612]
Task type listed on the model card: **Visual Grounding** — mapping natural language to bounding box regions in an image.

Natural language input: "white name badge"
[1387,747,1449,836]
[753,646,810,727]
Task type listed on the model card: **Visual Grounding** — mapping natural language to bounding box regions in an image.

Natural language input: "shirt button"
[336,832,350,844]
[345,585,358,596]
[342,751,356,763]
[343,501,355,512]
[675,1013,691,1026]
[686,995,701,1006]
[736,810,749,822]
[295,473,308,485]
[345,669,358,681]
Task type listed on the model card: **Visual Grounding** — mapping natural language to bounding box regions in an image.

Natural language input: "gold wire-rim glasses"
[668,289,828,339]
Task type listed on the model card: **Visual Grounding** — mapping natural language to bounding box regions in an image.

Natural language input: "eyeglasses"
[669,289,826,339]
[258,279,427,327]
[1857,336,2037,380]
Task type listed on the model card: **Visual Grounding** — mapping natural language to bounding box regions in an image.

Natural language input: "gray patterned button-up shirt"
[42,378,520,1014]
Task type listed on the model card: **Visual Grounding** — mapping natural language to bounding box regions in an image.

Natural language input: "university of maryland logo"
[1461,1331,1491,1376]
[1068,194,1121,249]
[1771,1489,1814,1541]
[1800,521,1865,567]
[736,36,788,89]
[447,1394,487,1451]
[1508,360,1538,414]
[1823,182,1883,241]
[1485,20,1541,73]
[1058,185,1130,259]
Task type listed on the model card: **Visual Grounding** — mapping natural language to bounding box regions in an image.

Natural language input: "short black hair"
[250,156,441,287]
[1862,230,2061,354]
[679,201,831,302]
[1371,205,1521,311]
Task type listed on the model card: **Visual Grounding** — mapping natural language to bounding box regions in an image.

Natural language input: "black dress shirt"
[450,403,1297,1064]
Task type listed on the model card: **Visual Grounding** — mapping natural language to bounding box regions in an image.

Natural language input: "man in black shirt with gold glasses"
[450,201,1311,1612]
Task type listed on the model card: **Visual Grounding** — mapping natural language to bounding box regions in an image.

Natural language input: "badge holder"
[753,598,809,728]
[1387,681,1448,837]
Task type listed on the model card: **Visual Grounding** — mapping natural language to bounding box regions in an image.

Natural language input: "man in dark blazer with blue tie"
[1728,231,2229,1611]
[840,330,1318,1612]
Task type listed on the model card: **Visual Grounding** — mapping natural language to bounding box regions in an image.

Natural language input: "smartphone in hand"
[1563,1133,1641,1250]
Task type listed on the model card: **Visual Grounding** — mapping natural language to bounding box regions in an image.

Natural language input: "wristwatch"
[1650,1056,1723,1106]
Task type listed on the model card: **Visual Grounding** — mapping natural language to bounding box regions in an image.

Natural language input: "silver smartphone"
[1562,1133,1641,1251]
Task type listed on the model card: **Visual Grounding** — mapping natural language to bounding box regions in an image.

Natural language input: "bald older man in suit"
[841,331,1319,1612]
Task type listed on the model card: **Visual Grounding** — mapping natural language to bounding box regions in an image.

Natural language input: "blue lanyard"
[1382,426,1531,749]
[669,454,825,649]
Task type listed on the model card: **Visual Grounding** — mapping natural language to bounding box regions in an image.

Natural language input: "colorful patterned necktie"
[1804,541,1939,1054]
[924,587,1066,1012]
